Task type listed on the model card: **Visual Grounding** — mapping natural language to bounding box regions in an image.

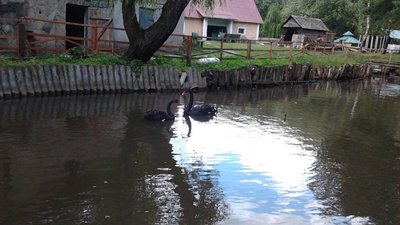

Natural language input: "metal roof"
[390,30,400,39]
[282,15,329,31]
[184,0,263,24]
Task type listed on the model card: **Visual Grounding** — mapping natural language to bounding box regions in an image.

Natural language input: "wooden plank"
[113,65,122,92]
[108,65,116,92]
[191,67,201,88]
[61,65,70,94]
[0,67,11,97]
[187,68,194,88]
[119,65,128,92]
[23,67,35,96]
[199,70,207,88]
[93,65,103,93]
[172,67,179,89]
[163,67,171,90]
[43,65,55,94]
[57,65,67,94]
[35,66,47,94]
[125,66,136,91]
[154,66,161,91]
[131,69,140,91]
[74,65,84,93]
[51,65,62,93]
[88,65,96,93]
[81,65,90,93]
[142,65,150,91]
[148,66,157,90]
[15,68,27,96]
[101,65,110,92]
[137,67,145,90]
[172,68,180,89]
[0,69,4,98]
[159,66,166,90]
[67,65,77,93]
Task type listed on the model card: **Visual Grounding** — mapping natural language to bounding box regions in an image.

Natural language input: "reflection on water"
[0,78,399,225]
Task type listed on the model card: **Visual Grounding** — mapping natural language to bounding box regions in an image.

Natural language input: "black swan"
[181,89,217,116]
[144,99,179,121]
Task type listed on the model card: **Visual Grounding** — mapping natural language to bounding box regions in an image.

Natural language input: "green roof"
[343,31,355,36]
[334,36,360,44]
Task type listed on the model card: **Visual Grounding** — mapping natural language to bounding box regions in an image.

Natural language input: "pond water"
[0,78,399,225]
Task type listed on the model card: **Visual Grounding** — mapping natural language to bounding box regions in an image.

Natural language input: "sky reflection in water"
[170,106,371,225]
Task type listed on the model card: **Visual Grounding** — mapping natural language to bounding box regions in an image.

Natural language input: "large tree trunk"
[122,0,190,62]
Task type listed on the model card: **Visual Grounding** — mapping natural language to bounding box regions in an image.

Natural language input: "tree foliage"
[256,0,400,36]
[262,4,282,38]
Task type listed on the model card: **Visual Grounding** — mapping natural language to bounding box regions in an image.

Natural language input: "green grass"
[1,41,399,72]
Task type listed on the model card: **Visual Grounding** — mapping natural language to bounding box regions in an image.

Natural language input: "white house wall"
[233,22,260,40]
[113,0,183,46]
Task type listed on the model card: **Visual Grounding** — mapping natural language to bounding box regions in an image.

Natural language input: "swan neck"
[186,90,194,111]
[166,100,175,117]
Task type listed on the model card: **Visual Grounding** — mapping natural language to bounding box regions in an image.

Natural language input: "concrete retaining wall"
[0,64,371,98]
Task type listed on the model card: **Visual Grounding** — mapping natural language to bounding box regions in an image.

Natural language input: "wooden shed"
[281,15,330,42]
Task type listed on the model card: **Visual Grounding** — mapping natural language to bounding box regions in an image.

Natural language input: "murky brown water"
[0,78,399,225]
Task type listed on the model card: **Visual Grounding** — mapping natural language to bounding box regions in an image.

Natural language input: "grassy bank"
[1,42,399,72]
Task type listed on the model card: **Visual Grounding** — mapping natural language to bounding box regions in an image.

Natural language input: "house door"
[283,28,296,42]
[139,7,155,29]
[207,26,227,38]
[65,4,87,49]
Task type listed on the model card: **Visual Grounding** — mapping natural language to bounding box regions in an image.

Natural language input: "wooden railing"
[1,17,343,65]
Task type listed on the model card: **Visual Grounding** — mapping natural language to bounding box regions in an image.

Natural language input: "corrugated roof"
[282,15,329,31]
[184,0,263,24]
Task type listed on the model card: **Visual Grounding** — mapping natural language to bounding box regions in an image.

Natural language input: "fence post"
[219,38,223,60]
[246,40,251,60]
[289,42,293,64]
[313,45,317,57]
[17,19,27,59]
[186,35,192,66]
[91,26,98,53]
[269,42,273,58]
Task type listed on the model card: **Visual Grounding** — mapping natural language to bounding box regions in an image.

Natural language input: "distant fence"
[358,35,387,52]
[1,17,365,65]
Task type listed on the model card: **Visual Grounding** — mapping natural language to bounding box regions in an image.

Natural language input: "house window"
[238,27,246,34]
[139,7,155,29]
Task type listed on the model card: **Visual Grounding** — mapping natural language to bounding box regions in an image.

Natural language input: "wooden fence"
[358,35,387,52]
[1,17,349,65]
